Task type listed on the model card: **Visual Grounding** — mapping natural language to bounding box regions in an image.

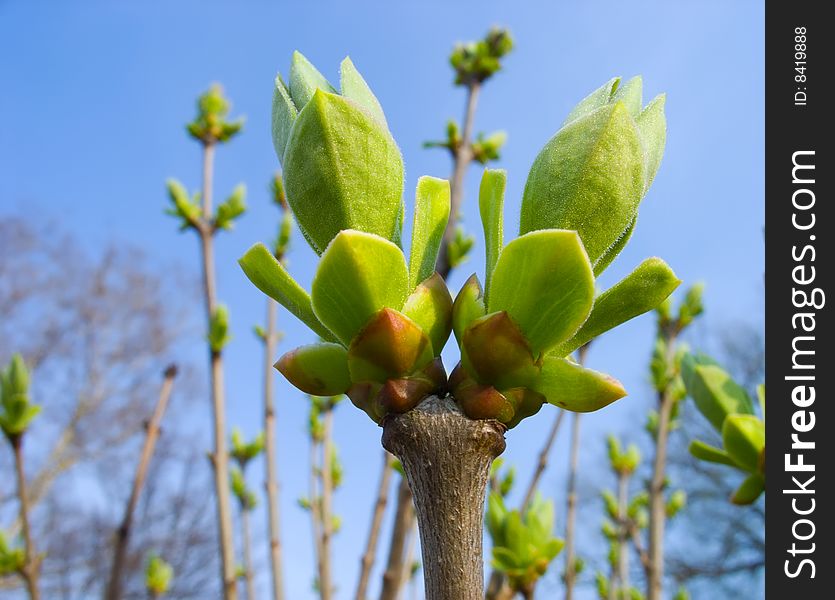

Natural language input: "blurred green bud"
[677,282,705,328]
[722,414,765,474]
[208,305,231,353]
[471,130,507,164]
[145,554,174,597]
[272,53,404,254]
[681,354,754,432]
[214,183,247,231]
[0,531,25,576]
[186,83,244,145]
[450,27,514,86]
[520,77,666,274]
[165,179,201,231]
[665,489,686,518]
[602,490,618,520]
[230,427,265,468]
[1,353,40,439]
[446,226,475,269]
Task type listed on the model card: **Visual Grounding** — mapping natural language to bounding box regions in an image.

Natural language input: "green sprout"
[0,532,25,577]
[230,428,265,469]
[1,354,40,440]
[145,554,174,598]
[682,356,765,505]
[230,467,258,511]
[487,492,564,596]
[240,54,678,429]
[186,83,244,145]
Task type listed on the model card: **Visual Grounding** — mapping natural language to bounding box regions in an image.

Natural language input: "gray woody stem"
[263,298,286,600]
[105,365,177,600]
[12,433,40,600]
[647,331,678,600]
[355,451,394,600]
[198,141,238,600]
[382,396,506,600]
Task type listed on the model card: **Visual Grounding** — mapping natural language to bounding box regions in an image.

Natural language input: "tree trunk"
[263,299,286,600]
[105,365,177,600]
[382,395,505,600]
[356,451,394,600]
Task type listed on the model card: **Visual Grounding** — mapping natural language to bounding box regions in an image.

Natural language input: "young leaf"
[635,94,667,192]
[611,75,643,118]
[489,230,595,356]
[731,473,764,505]
[681,358,754,431]
[562,77,621,125]
[478,169,505,303]
[275,343,352,396]
[722,414,765,473]
[555,257,681,356]
[688,440,736,467]
[593,215,636,276]
[283,90,404,254]
[532,356,627,412]
[272,73,298,164]
[401,273,453,356]
[452,274,486,345]
[461,311,538,390]
[238,243,337,343]
[215,184,247,230]
[520,102,645,267]
[208,305,231,352]
[408,176,451,289]
[311,231,408,345]
[289,51,336,109]
[339,57,387,127]
[347,308,432,383]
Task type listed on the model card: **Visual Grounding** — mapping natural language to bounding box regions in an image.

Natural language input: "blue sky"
[1,1,763,598]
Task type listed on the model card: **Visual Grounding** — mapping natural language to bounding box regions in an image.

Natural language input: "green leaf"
[612,75,643,118]
[208,305,231,352]
[681,358,754,432]
[452,274,485,346]
[635,94,667,192]
[289,51,335,109]
[489,230,595,356]
[722,414,765,473]
[271,73,298,164]
[312,230,408,345]
[478,169,505,303]
[401,273,453,357]
[593,214,635,277]
[757,384,765,421]
[408,176,450,289]
[688,440,736,467]
[339,56,387,127]
[563,77,621,125]
[520,102,645,268]
[283,90,404,254]
[532,356,626,412]
[731,473,764,505]
[275,343,351,396]
[555,257,680,356]
[238,243,337,343]
[215,183,247,230]
[446,226,474,269]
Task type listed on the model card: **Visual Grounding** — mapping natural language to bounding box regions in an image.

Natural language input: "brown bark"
[646,334,678,600]
[198,141,237,600]
[105,365,177,600]
[12,435,40,600]
[263,298,286,600]
[355,451,394,600]
[379,477,415,600]
[382,395,506,600]
[435,82,481,279]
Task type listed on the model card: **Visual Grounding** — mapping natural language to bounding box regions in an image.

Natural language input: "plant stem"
[355,451,394,600]
[319,408,335,600]
[435,82,481,279]
[617,471,630,597]
[263,298,286,600]
[241,506,255,600]
[198,141,238,600]
[379,477,415,600]
[646,333,678,600]
[309,433,324,597]
[563,412,582,600]
[105,365,177,600]
[382,395,506,600]
[563,345,589,600]
[12,434,40,600]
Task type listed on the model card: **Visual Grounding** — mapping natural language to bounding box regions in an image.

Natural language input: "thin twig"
[355,452,395,600]
[241,506,255,600]
[12,434,40,600]
[105,365,178,600]
[522,409,566,511]
[319,408,335,600]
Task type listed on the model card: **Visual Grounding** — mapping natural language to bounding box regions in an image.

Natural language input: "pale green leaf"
[289,51,335,109]
[408,176,450,289]
[612,75,643,118]
[489,230,594,356]
[688,440,736,467]
[312,230,408,345]
[275,343,351,396]
[732,473,764,505]
[271,73,298,165]
[452,274,485,346]
[635,94,667,192]
[478,169,505,303]
[722,414,765,473]
[238,243,337,343]
[339,56,387,127]
[563,77,621,125]
[682,358,753,432]
[556,257,680,356]
[532,356,627,412]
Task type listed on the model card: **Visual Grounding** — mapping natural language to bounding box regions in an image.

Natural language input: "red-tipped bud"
[461,311,537,389]
[348,308,433,383]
